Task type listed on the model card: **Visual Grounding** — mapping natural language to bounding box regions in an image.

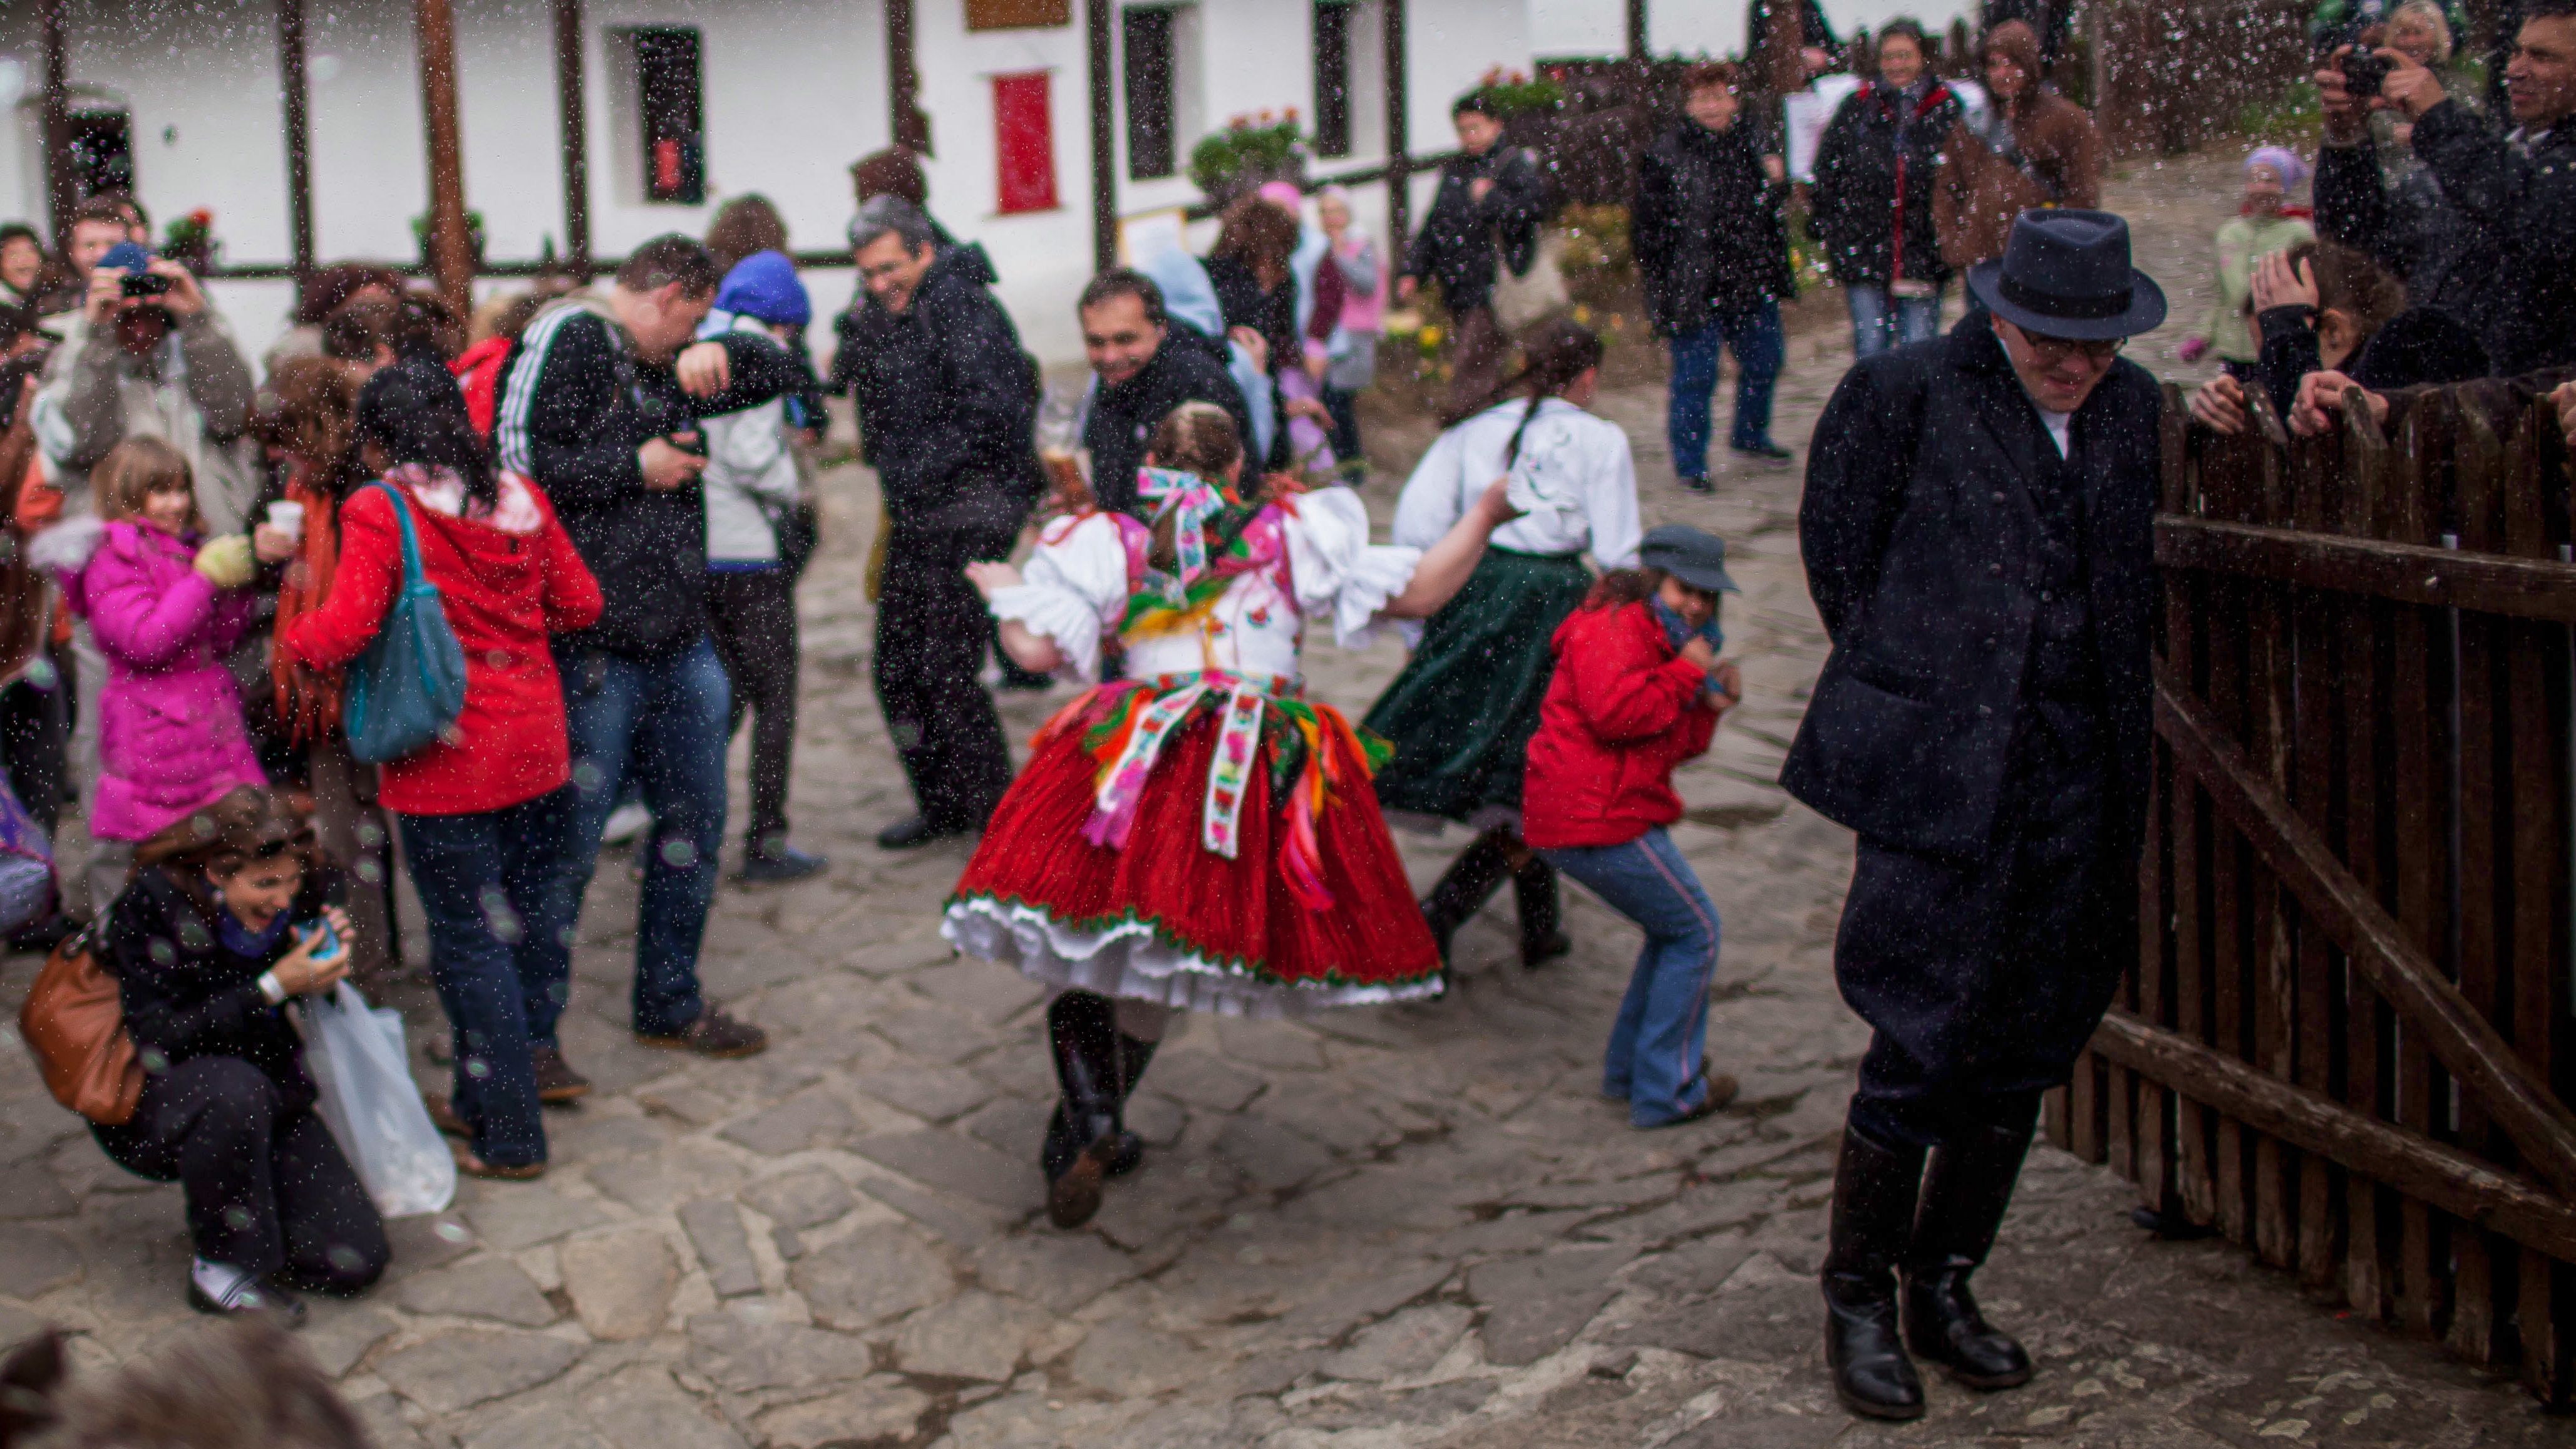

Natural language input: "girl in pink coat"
[37,436,286,908]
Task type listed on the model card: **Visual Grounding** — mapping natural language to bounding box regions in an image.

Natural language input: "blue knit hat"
[713,250,811,327]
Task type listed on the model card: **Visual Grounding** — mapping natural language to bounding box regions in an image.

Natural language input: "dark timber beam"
[555,0,589,275]
[276,0,316,277]
[1086,0,1116,273]
[414,0,475,316]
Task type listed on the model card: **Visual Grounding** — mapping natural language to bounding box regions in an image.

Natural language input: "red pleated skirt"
[944,693,1443,1015]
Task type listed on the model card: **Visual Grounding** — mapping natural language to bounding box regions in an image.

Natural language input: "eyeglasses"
[2019,331,2126,364]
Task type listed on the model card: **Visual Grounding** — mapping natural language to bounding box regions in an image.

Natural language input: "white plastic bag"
[300,982,455,1218]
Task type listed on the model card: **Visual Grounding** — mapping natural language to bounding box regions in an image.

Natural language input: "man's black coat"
[1404,147,1549,315]
[1781,321,2161,863]
[1081,334,1254,520]
[1635,119,1796,338]
[2406,100,2576,375]
[832,243,1044,525]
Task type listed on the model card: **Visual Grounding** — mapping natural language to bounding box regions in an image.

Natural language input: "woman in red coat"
[1522,525,1744,1128]
[278,359,601,1180]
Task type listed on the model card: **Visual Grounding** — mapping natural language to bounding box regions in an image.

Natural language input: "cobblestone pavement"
[3,148,2563,1447]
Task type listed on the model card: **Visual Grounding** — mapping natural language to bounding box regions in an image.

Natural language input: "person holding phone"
[91,786,386,1324]
[1520,525,1745,1133]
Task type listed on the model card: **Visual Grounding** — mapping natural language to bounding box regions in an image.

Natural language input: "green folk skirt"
[1361,548,1592,827]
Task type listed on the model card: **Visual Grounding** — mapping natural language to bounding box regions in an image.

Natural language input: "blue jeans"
[1846,282,1944,359]
[528,636,731,1044]
[397,786,575,1169]
[1542,827,1722,1127]
[1666,302,1785,476]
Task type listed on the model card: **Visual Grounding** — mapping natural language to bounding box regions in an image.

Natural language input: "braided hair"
[1499,317,1607,468]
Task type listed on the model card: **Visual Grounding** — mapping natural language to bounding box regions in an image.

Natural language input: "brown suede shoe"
[635,1004,768,1059]
[532,1045,591,1104]
[423,1092,469,1139]
[449,1138,544,1180]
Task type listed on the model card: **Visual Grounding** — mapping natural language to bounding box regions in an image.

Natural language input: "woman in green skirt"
[1364,319,1641,968]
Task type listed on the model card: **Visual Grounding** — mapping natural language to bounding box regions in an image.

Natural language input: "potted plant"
[410,210,487,269]
[1188,110,1307,210]
[160,209,219,274]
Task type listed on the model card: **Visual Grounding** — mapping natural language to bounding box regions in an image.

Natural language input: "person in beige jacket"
[1934,21,2103,282]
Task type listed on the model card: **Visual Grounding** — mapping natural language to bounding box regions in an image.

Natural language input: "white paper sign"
[1785,75,1862,182]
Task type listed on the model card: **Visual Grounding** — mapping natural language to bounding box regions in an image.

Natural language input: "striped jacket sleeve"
[493,306,640,509]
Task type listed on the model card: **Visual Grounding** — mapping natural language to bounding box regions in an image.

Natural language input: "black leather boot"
[1512,855,1571,968]
[1821,1122,1930,1421]
[1905,1118,2038,1390]
[1103,1033,1160,1178]
[1421,837,1510,964]
[1041,993,1123,1227]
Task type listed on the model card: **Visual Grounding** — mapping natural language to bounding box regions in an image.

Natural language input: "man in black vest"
[1783,210,2166,1421]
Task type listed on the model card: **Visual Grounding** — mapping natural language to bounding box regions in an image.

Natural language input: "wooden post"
[276,0,316,277]
[1383,0,1411,277]
[554,0,589,276]
[1085,0,1115,274]
[1762,0,1805,135]
[39,0,73,252]
[415,0,473,315]
[887,0,932,155]
[1625,0,1649,62]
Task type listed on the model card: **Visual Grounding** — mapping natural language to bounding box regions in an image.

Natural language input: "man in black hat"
[1783,209,2166,1420]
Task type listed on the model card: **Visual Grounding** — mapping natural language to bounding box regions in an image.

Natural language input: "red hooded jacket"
[281,475,601,816]
[1520,600,1718,850]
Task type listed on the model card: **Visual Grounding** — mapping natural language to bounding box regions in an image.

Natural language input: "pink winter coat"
[66,521,265,841]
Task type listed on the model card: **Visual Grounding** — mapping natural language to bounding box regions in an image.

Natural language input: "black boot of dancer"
[1904,1117,2038,1389]
[1041,992,1124,1227]
[1104,1032,1160,1178]
[1420,835,1510,964]
[1512,854,1571,968]
[1821,1120,1930,1420]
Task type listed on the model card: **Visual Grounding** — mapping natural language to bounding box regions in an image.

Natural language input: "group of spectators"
[0,183,841,1318]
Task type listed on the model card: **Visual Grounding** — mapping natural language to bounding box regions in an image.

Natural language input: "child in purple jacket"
[35,437,284,910]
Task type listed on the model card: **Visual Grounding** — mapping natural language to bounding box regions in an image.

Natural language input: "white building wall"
[0,0,1536,366]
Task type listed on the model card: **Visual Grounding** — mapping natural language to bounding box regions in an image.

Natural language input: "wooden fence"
[2048,381,2576,1404]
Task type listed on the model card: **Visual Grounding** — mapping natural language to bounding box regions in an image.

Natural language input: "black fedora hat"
[1967,209,2167,342]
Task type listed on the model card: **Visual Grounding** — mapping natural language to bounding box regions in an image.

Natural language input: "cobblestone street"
[3,148,2566,1447]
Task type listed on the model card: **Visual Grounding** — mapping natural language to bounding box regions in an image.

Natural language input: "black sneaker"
[1677,475,1717,495]
[875,815,971,850]
[738,844,829,884]
[188,1274,307,1327]
[1731,440,1795,463]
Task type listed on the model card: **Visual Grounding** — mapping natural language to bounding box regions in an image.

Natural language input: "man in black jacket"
[499,235,800,1078]
[1783,212,2165,1421]
[1076,269,1256,518]
[1399,90,1549,423]
[834,197,1043,849]
[2321,2,2576,374]
[1636,61,1797,488]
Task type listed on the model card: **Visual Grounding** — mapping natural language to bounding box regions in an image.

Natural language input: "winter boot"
[1421,837,1510,964]
[1103,1033,1160,1178]
[1821,1120,1931,1420]
[1041,992,1125,1228]
[1512,855,1571,968]
[1904,1117,2038,1390]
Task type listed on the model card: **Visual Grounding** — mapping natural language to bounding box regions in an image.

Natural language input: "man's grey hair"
[848,195,939,254]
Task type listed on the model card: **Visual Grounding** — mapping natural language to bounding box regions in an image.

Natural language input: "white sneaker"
[600,801,652,846]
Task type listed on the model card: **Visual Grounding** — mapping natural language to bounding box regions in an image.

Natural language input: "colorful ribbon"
[1135,466,1224,607]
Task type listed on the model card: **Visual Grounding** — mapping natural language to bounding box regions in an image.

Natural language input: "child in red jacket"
[1522,525,1744,1128]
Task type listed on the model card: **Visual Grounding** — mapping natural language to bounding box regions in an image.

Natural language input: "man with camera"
[496,235,803,1086]
[2317,0,2576,374]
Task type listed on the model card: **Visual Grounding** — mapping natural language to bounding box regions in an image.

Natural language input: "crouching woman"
[1520,525,1746,1130]
[93,786,386,1323]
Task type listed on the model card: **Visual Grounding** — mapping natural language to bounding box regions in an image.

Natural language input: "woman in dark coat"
[92,786,387,1324]
[1635,60,1798,486]
[1810,20,1963,358]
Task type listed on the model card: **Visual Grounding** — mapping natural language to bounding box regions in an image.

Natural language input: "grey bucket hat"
[1639,524,1740,595]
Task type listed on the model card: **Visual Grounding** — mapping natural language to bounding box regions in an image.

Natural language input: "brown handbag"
[17,922,142,1127]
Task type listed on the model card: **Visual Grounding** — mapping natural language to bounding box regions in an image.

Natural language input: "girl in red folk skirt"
[948,402,1518,1227]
